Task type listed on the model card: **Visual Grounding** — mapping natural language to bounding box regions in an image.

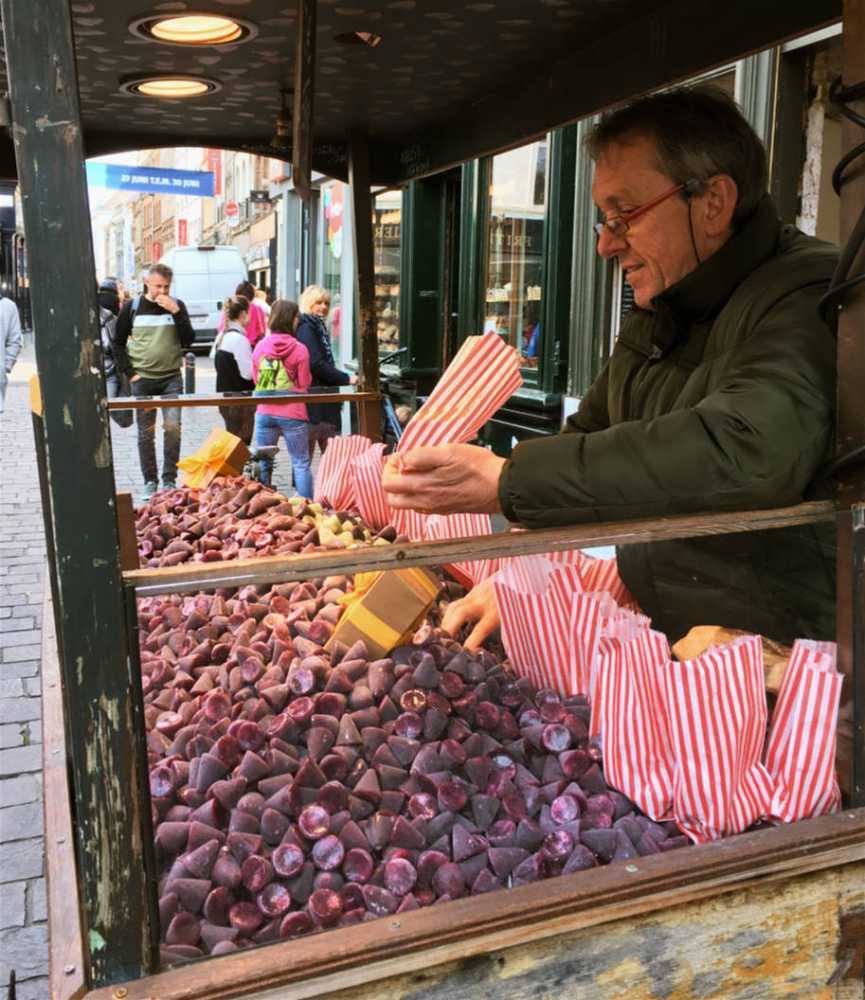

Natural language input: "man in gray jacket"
[0,295,22,415]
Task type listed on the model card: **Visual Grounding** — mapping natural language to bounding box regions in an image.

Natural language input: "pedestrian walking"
[214,294,255,445]
[252,299,313,497]
[0,294,22,415]
[216,279,267,348]
[97,278,134,428]
[114,262,195,499]
[295,284,356,457]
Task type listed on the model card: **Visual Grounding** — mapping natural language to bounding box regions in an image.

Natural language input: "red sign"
[178,219,188,246]
[152,241,162,261]
[225,201,239,218]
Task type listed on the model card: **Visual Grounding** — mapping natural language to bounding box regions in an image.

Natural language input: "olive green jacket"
[498,195,838,643]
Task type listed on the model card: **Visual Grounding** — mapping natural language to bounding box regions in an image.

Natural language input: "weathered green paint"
[2,0,155,986]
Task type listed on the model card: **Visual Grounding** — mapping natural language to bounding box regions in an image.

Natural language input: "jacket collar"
[644,193,781,355]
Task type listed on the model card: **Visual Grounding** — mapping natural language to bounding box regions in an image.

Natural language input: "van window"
[172,273,217,303]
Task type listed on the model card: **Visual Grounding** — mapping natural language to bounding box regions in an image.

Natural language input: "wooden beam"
[115,493,139,572]
[105,390,381,410]
[349,129,382,440]
[837,0,865,807]
[1,0,155,986]
[124,500,836,597]
[41,587,87,1000]
[291,0,316,201]
[86,809,865,1000]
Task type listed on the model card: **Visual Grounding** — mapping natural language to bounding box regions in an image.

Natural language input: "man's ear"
[698,174,738,236]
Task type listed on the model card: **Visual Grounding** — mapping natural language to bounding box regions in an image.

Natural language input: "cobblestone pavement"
[0,343,305,998]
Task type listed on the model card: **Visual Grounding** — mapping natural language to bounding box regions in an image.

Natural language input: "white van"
[159,245,248,349]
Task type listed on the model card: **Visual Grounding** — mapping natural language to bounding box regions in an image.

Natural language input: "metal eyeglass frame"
[593,181,694,238]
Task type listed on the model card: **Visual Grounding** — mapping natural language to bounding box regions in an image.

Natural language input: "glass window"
[321,181,345,352]
[484,139,548,369]
[372,190,401,358]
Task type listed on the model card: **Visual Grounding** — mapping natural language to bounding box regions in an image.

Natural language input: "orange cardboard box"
[177,428,250,488]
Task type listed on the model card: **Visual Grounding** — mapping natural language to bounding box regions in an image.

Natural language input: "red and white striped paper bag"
[591,628,675,820]
[492,559,587,695]
[313,435,372,511]
[764,639,843,822]
[424,513,498,588]
[396,334,522,454]
[585,595,651,722]
[660,635,774,843]
[579,554,641,612]
[350,443,391,531]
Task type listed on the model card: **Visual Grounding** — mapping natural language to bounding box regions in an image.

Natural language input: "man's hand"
[381,444,505,515]
[441,579,500,651]
[155,294,180,315]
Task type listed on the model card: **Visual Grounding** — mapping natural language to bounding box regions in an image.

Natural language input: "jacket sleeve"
[113,301,134,376]
[3,301,22,373]
[296,346,312,392]
[498,290,835,527]
[297,323,350,387]
[174,301,195,350]
[234,335,254,382]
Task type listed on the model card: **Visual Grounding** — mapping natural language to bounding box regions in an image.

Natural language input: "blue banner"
[86,162,215,197]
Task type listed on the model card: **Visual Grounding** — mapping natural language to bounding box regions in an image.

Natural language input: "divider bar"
[106,390,381,410]
[125,500,836,596]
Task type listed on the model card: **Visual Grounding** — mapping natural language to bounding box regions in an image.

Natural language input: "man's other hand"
[155,294,180,315]
[441,579,500,651]
[381,444,505,515]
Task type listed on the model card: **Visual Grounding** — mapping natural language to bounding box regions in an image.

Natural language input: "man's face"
[592,135,697,310]
[146,273,171,300]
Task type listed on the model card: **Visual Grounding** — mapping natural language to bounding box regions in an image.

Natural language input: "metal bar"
[349,131,381,403]
[106,390,381,410]
[292,0,316,202]
[852,502,864,807]
[2,0,155,987]
[124,500,836,597]
[836,0,865,802]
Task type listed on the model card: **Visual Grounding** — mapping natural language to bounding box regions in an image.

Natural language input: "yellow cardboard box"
[177,428,250,488]
[326,567,441,660]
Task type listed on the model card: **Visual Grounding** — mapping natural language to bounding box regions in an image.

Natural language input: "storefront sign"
[177,219,188,246]
[86,162,215,197]
[152,241,162,260]
[205,149,223,196]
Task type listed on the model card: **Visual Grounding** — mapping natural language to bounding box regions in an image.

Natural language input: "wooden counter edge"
[42,584,88,1000]
[84,809,865,1000]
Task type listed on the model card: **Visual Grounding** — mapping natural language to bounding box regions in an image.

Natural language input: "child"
[252,299,313,497]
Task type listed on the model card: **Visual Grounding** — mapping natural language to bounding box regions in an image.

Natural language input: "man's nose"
[595,226,627,260]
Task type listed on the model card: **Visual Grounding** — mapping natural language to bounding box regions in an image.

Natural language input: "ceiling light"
[128,11,257,46]
[120,74,222,98]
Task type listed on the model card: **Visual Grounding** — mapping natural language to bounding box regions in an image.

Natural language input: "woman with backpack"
[252,299,313,497]
[214,294,255,445]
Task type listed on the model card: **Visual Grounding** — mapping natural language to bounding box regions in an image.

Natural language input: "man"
[0,294,22,415]
[115,262,195,497]
[383,85,838,648]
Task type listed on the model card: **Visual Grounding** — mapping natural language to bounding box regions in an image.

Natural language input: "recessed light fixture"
[120,74,222,98]
[128,12,257,46]
[334,31,383,47]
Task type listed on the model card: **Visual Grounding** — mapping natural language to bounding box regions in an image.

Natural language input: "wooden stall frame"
[6,0,863,992]
[105,389,382,411]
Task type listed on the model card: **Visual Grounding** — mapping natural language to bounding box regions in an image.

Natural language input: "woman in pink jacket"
[218,280,268,347]
[252,299,313,497]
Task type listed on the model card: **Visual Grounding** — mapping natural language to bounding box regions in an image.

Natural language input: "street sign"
[225,201,240,228]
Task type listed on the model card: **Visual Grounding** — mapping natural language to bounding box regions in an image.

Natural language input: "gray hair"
[585,84,768,226]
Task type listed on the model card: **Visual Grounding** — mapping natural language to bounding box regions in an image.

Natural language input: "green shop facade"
[274,29,842,453]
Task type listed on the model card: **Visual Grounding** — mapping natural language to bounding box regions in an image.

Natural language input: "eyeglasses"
[593,182,687,238]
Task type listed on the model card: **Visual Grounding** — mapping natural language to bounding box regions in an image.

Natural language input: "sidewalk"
[0,343,299,997]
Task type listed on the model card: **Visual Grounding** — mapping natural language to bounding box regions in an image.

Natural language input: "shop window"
[483,139,548,369]
[321,181,345,351]
[373,189,402,357]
